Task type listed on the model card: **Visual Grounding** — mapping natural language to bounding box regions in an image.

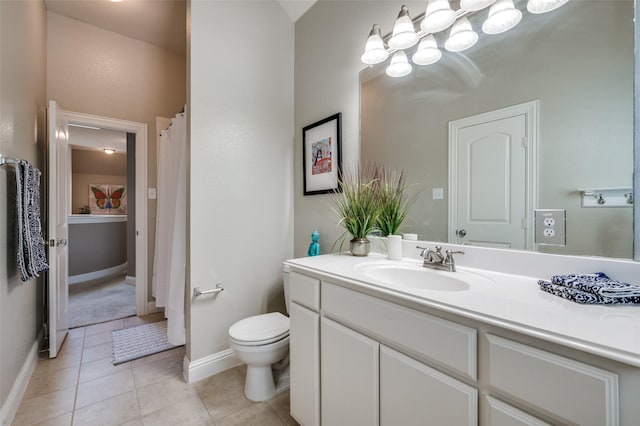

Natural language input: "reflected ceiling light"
[412,35,442,66]
[361,24,389,65]
[527,0,570,14]
[386,51,412,78]
[389,5,419,50]
[103,148,116,155]
[460,0,496,12]
[109,0,123,2]
[445,17,478,52]
[421,0,456,34]
[482,0,522,34]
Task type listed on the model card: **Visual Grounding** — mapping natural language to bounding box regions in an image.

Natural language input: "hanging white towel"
[15,160,48,281]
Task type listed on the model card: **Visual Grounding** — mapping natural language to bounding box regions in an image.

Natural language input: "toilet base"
[244,364,290,402]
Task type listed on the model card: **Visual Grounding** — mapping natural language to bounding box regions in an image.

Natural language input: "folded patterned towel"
[538,280,640,305]
[550,273,640,299]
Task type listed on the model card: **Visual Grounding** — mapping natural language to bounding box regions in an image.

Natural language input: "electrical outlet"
[535,209,566,246]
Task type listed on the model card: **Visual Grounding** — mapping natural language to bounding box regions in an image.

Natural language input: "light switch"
[432,188,444,200]
[148,188,157,199]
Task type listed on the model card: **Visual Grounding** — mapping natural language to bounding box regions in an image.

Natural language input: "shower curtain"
[152,109,186,346]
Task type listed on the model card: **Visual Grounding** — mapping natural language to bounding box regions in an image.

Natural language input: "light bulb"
[360,24,389,65]
[445,17,478,52]
[421,0,456,34]
[527,0,570,14]
[386,51,412,78]
[412,35,442,66]
[103,148,115,155]
[482,0,522,35]
[389,5,419,50]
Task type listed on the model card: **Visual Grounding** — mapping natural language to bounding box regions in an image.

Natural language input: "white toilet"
[228,267,291,402]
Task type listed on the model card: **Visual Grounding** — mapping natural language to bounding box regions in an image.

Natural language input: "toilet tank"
[283,264,291,314]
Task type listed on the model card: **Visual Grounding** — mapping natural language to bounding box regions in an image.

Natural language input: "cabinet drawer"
[487,334,619,426]
[381,346,477,426]
[485,396,550,426]
[322,282,477,380]
[289,271,320,311]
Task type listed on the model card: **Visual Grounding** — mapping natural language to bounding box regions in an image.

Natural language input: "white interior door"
[48,100,69,357]
[449,103,537,250]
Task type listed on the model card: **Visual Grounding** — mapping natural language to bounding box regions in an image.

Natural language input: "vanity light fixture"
[360,0,570,77]
[421,0,457,33]
[389,5,419,49]
[445,17,478,52]
[482,0,522,34]
[386,51,413,77]
[361,24,390,65]
[412,35,442,65]
[103,148,116,155]
[527,0,569,14]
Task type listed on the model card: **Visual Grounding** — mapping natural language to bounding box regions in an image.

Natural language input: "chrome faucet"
[417,245,465,272]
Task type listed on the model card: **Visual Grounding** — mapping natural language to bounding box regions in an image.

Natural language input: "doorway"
[448,101,538,250]
[61,109,150,322]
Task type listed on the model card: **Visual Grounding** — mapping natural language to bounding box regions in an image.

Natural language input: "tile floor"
[13,315,298,426]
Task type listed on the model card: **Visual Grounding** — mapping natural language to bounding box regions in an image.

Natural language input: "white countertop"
[285,252,640,368]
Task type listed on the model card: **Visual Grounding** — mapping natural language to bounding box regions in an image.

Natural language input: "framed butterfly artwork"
[89,184,127,214]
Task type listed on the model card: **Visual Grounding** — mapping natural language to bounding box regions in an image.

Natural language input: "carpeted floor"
[68,274,136,328]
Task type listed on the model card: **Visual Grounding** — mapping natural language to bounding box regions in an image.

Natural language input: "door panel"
[48,100,69,357]
[455,114,527,249]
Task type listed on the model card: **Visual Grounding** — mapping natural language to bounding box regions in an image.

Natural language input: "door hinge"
[521,137,527,148]
[521,217,527,229]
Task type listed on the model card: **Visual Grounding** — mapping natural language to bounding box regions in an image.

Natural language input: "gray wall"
[68,222,127,276]
[188,0,294,363]
[0,0,47,413]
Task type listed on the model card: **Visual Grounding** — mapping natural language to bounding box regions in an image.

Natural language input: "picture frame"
[303,112,342,195]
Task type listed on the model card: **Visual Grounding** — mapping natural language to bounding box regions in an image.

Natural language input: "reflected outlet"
[535,209,566,246]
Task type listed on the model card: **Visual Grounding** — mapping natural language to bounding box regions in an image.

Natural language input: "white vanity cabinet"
[286,264,636,426]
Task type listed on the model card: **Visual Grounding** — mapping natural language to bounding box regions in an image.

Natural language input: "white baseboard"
[183,349,241,384]
[125,276,136,285]
[0,331,42,426]
[68,262,128,285]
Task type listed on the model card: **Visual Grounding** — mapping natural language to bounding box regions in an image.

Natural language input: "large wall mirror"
[361,0,635,259]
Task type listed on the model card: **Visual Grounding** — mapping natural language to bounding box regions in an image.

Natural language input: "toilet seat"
[229,312,289,346]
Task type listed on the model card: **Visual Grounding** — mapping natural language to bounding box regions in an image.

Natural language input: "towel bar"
[193,283,224,298]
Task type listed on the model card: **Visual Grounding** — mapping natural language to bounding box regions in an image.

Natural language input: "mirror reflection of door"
[449,101,538,250]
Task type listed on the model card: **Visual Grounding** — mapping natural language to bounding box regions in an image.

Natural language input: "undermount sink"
[354,261,492,292]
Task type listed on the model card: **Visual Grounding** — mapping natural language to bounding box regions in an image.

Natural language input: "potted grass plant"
[375,167,414,237]
[332,163,383,256]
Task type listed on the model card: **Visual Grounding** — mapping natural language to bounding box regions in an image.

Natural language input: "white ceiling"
[44,0,316,55]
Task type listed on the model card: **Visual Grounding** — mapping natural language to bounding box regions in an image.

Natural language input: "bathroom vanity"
[285,247,640,426]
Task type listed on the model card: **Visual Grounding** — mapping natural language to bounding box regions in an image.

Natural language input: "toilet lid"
[229,312,289,345]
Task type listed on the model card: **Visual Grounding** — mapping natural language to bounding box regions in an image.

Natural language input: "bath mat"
[112,320,177,365]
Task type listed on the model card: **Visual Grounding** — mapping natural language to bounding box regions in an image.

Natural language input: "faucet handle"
[416,245,430,257]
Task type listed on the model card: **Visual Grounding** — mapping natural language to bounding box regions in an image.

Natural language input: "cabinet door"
[380,346,477,426]
[321,317,379,426]
[290,302,320,426]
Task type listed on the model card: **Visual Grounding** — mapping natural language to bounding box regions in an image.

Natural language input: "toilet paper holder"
[193,282,224,298]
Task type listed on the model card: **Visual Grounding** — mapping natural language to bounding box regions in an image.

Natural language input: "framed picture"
[303,113,342,195]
